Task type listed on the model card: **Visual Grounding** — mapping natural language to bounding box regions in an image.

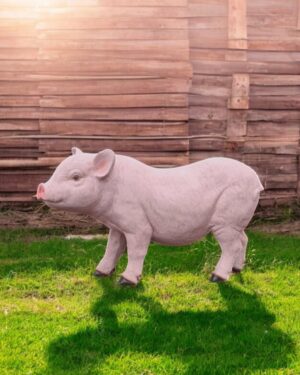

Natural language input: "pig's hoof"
[232,267,242,274]
[94,268,115,278]
[210,274,226,283]
[118,277,136,287]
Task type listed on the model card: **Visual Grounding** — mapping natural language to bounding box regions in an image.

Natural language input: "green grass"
[0,229,299,375]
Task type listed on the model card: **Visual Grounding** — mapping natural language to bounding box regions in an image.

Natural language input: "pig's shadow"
[43,280,294,375]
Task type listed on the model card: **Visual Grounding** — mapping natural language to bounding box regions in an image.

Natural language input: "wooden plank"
[251,86,300,96]
[0,48,38,60]
[298,0,300,29]
[39,29,188,41]
[228,0,247,50]
[37,17,188,30]
[0,107,188,121]
[0,19,36,29]
[0,172,50,193]
[0,148,40,158]
[39,121,188,136]
[0,96,40,107]
[189,120,226,136]
[242,154,297,175]
[190,138,225,151]
[227,110,247,139]
[250,96,300,110]
[0,38,38,48]
[39,7,188,19]
[262,174,297,190]
[228,74,249,110]
[189,107,227,121]
[40,94,188,109]
[39,138,189,153]
[0,137,38,148]
[191,48,227,62]
[39,0,188,7]
[243,140,299,155]
[0,120,39,132]
[0,60,193,78]
[189,95,227,108]
[39,47,189,62]
[189,16,227,29]
[38,108,189,121]
[247,15,296,28]
[193,61,300,75]
[0,10,38,19]
[0,0,40,7]
[226,50,247,62]
[248,40,300,51]
[251,75,300,86]
[0,81,39,95]
[188,3,227,17]
[38,78,190,96]
[249,51,300,63]
[248,27,300,38]
[247,122,299,139]
[38,39,189,53]
[247,0,295,16]
[248,110,300,122]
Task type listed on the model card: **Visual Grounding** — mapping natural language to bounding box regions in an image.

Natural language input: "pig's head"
[36,148,116,213]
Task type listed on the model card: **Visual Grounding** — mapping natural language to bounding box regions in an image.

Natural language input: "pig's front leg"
[94,228,126,277]
[119,229,152,286]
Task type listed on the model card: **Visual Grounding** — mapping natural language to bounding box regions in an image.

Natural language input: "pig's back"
[115,156,263,245]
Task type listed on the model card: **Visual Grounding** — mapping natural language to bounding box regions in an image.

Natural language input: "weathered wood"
[39,6,188,19]
[38,78,190,96]
[228,74,249,110]
[227,110,247,139]
[298,0,300,29]
[0,0,299,205]
[39,47,189,62]
[228,0,247,50]
[39,29,189,41]
[247,122,299,139]
[36,17,188,30]
[39,138,190,153]
[250,96,300,110]
[39,121,189,136]
[251,75,300,86]
[39,94,188,109]
[189,120,226,136]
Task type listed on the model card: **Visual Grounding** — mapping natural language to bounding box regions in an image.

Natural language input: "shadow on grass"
[43,279,295,375]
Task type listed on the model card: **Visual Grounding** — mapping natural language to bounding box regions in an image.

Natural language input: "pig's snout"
[36,183,46,200]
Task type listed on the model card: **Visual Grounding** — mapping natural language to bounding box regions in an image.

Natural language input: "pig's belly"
[151,224,210,246]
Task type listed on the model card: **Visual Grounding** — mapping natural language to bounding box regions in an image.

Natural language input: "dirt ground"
[1,203,300,236]
[0,203,105,234]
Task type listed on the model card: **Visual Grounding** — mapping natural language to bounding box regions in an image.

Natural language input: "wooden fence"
[0,0,299,207]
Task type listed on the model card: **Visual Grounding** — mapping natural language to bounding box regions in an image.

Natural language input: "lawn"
[0,229,299,375]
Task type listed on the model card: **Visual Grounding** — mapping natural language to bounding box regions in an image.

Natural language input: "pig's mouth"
[44,198,63,204]
[34,195,63,204]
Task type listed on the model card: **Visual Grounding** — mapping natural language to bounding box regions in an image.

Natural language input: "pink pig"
[36,148,264,286]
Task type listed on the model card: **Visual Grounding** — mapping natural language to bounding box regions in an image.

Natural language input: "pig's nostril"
[37,183,46,200]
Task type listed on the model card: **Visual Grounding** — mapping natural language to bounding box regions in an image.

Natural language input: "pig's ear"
[71,147,82,156]
[93,149,115,179]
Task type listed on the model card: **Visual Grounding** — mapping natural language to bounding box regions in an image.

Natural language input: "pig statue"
[36,148,264,286]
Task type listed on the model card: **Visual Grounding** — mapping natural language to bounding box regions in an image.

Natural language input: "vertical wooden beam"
[226,0,249,154]
[228,74,249,110]
[228,0,247,50]
[297,0,300,29]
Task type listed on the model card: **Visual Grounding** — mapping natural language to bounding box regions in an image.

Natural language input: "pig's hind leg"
[94,228,126,277]
[232,231,248,274]
[211,227,246,282]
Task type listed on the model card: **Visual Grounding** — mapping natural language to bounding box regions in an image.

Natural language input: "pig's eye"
[72,174,81,182]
